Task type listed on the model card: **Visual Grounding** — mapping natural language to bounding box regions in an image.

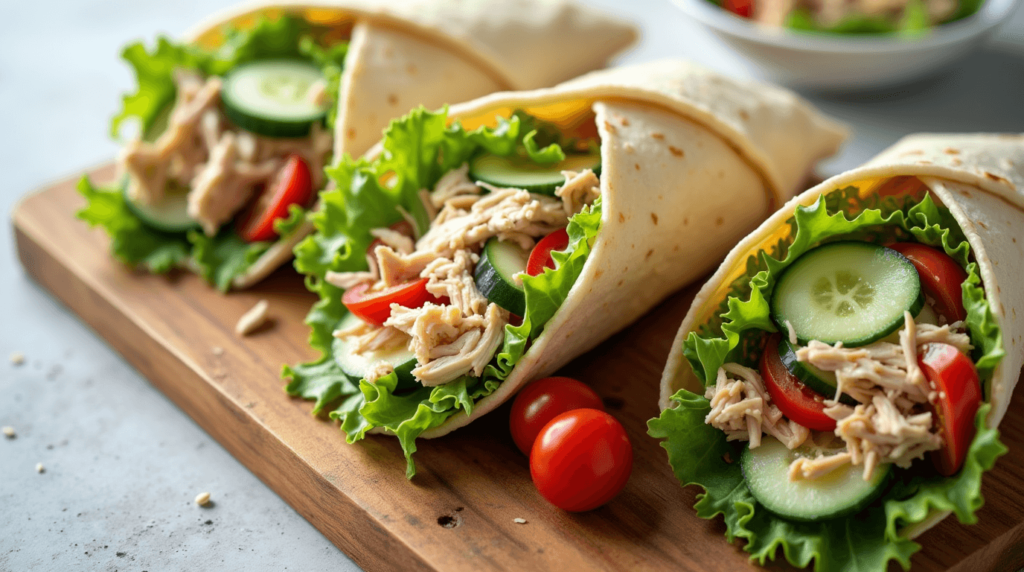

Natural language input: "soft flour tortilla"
[368,59,844,438]
[659,133,1024,538]
[186,0,636,289]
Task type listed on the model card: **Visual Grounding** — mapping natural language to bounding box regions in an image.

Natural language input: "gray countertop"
[2,1,1022,570]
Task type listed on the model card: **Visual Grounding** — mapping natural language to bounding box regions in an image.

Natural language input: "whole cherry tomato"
[919,343,982,476]
[509,377,604,455]
[760,334,836,432]
[888,243,968,323]
[530,409,632,512]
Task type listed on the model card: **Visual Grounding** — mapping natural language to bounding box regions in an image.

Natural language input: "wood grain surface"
[12,165,1024,572]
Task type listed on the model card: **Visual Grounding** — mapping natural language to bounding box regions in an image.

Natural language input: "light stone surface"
[1,0,1022,570]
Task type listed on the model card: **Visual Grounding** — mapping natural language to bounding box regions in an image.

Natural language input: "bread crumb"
[36,463,45,473]
[195,492,211,506]
[2,426,14,439]
[235,300,269,337]
[513,518,527,524]
[211,346,224,356]
[10,352,25,366]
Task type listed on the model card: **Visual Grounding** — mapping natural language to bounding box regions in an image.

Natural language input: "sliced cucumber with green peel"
[777,337,856,405]
[474,238,529,316]
[771,242,922,347]
[221,59,327,138]
[469,149,601,195]
[333,313,417,390]
[122,183,199,233]
[741,438,891,522]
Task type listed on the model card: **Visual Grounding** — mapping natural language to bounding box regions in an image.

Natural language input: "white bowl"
[672,0,1020,90]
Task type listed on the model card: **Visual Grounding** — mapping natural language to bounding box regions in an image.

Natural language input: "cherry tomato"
[530,409,632,512]
[510,377,604,455]
[760,334,836,432]
[342,279,446,327]
[888,243,968,323]
[918,343,981,476]
[527,228,569,276]
[238,155,313,242]
[723,0,753,18]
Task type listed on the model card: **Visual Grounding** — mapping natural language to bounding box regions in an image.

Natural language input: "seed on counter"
[513,518,527,524]
[195,492,211,506]
[2,426,14,439]
[235,300,269,337]
[10,352,25,366]
[36,463,45,473]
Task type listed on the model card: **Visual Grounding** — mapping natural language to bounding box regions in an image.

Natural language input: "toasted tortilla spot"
[387,94,399,106]
[646,248,654,259]
[683,217,689,225]
[406,63,417,74]
[715,216,724,226]
[347,128,357,140]
[634,163,640,171]
[651,132,664,140]
[619,213,626,223]
[669,146,684,157]
[594,269,604,280]
[739,109,749,120]
[651,212,659,225]
[944,148,960,155]
[603,121,617,134]
[621,117,630,126]
[984,171,1010,185]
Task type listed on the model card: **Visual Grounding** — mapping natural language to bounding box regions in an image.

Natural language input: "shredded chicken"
[426,164,481,210]
[119,70,332,236]
[704,364,810,450]
[421,250,489,316]
[417,187,568,256]
[325,270,376,290]
[555,169,601,217]
[333,318,410,355]
[785,314,971,481]
[385,303,508,386]
[371,227,415,254]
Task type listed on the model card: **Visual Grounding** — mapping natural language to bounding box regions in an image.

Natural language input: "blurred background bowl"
[671,0,1021,90]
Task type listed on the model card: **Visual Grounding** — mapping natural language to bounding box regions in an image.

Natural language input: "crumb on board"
[513,518,527,525]
[2,426,15,439]
[235,300,269,337]
[36,463,45,474]
[10,352,25,366]
[195,492,211,506]
[212,346,224,356]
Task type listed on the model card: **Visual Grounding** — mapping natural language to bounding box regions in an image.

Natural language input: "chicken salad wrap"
[650,134,1024,570]
[284,59,846,477]
[77,0,636,291]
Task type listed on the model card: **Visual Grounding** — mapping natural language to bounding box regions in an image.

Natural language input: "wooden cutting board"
[13,165,1024,572]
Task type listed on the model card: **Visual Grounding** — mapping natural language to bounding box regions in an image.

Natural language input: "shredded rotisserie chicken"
[704,363,811,450]
[119,69,332,236]
[783,312,972,481]
[330,168,600,388]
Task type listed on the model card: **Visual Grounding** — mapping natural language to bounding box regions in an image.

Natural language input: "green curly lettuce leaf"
[648,390,919,572]
[655,189,1007,571]
[188,230,270,292]
[286,106,601,477]
[76,177,190,273]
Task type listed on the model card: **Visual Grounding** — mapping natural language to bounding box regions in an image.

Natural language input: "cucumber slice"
[771,242,923,347]
[469,149,601,195]
[474,238,529,316]
[122,183,199,233]
[777,337,856,405]
[221,60,327,138]
[741,438,891,522]
[333,313,417,390]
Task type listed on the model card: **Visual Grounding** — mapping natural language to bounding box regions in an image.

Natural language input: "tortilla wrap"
[358,59,844,438]
[184,0,636,289]
[659,133,1024,538]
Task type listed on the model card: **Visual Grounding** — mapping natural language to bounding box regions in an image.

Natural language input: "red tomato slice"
[530,408,632,512]
[918,343,981,476]
[723,0,753,18]
[510,377,604,455]
[888,243,968,323]
[760,334,836,432]
[342,279,446,327]
[238,155,313,243]
[526,228,569,277]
